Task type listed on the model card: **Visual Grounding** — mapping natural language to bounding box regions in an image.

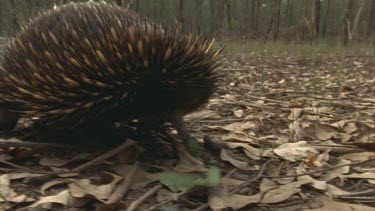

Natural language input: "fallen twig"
[107,161,139,203]
[72,139,136,172]
[127,184,163,211]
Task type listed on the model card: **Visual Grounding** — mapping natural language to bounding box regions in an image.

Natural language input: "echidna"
[0,2,222,143]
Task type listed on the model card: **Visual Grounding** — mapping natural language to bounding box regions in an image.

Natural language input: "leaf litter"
[0,55,374,210]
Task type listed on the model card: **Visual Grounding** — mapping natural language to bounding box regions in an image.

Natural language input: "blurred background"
[0,0,374,55]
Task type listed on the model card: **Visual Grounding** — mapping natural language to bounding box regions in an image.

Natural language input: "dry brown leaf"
[343,122,358,134]
[214,178,309,210]
[0,154,12,161]
[28,190,71,209]
[342,152,375,162]
[7,172,45,180]
[222,94,236,101]
[4,194,33,203]
[259,178,278,192]
[112,164,158,189]
[324,159,351,182]
[0,174,16,200]
[208,185,229,210]
[331,120,350,129]
[221,134,258,144]
[288,108,303,120]
[341,172,375,184]
[305,106,332,114]
[39,153,93,167]
[156,189,179,202]
[305,196,374,211]
[289,118,308,141]
[313,124,338,141]
[335,133,353,142]
[353,61,364,67]
[274,141,319,162]
[275,167,296,184]
[220,148,255,170]
[325,184,351,196]
[233,109,244,118]
[221,177,246,189]
[41,180,66,195]
[208,186,261,210]
[298,175,327,190]
[206,121,256,134]
[0,174,34,203]
[307,149,330,167]
[0,138,23,143]
[184,109,221,121]
[39,157,72,167]
[266,163,296,184]
[69,173,123,201]
[225,142,261,160]
[259,180,308,203]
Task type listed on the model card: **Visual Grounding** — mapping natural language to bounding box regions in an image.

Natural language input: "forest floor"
[0,46,374,210]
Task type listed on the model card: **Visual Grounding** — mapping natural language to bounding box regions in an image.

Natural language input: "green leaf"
[187,137,200,155]
[194,166,220,187]
[159,166,221,192]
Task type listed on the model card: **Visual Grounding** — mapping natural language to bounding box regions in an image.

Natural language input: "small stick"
[126,184,162,211]
[263,158,375,179]
[0,160,48,174]
[72,139,136,172]
[107,161,139,203]
[0,141,71,150]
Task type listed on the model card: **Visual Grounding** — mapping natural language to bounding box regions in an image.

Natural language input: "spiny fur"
[0,2,222,129]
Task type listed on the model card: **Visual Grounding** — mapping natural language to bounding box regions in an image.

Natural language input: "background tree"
[0,0,374,46]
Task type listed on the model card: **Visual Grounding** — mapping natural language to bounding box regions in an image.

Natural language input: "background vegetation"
[1,0,374,49]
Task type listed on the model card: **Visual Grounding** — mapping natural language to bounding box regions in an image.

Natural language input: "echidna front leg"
[168,115,191,142]
[168,115,205,169]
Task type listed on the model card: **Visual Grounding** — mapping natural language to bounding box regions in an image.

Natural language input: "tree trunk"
[273,0,281,40]
[285,0,290,27]
[0,1,6,36]
[26,0,33,19]
[330,0,336,36]
[322,0,331,38]
[300,1,308,41]
[114,0,122,6]
[288,0,294,27]
[342,0,354,45]
[211,0,224,35]
[254,0,260,34]
[193,0,202,32]
[350,0,364,41]
[313,0,321,39]
[265,12,275,42]
[250,0,255,31]
[176,0,184,29]
[210,0,216,34]
[224,0,232,35]
[367,0,375,36]
[135,0,140,13]
[158,0,164,21]
[10,0,18,36]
